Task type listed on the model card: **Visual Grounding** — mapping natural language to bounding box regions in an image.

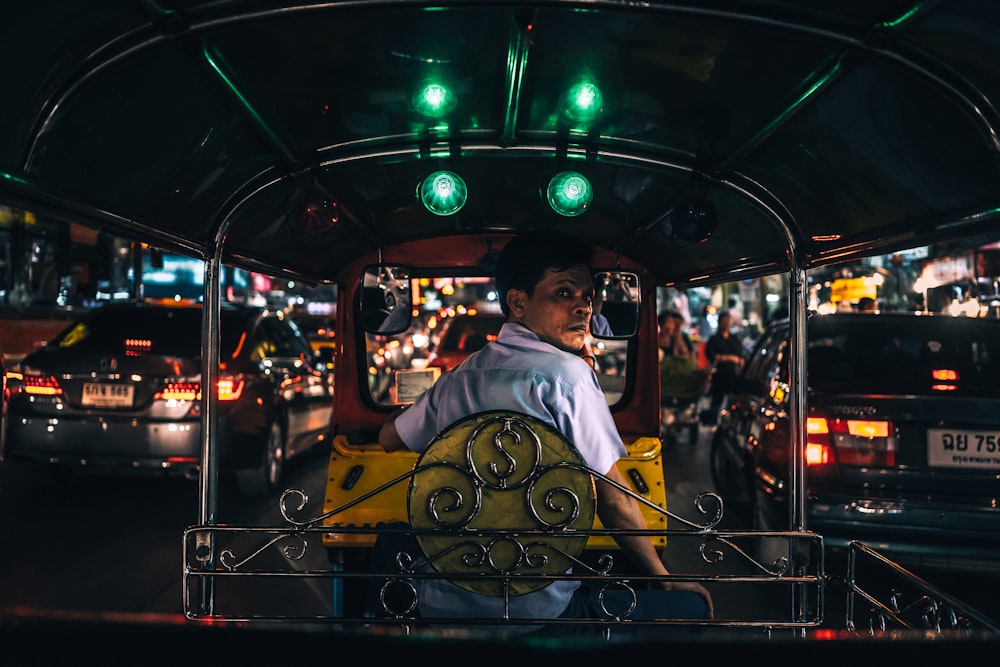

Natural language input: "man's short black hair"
[658,309,685,327]
[494,232,596,317]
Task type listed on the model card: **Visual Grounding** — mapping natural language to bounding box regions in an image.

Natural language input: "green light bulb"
[547,171,592,217]
[413,82,457,118]
[418,171,467,216]
[561,81,603,123]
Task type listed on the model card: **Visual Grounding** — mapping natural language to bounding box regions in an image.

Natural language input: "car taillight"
[806,416,896,467]
[217,377,244,401]
[155,382,200,401]
[23,375,63,396]
[805,417,830,465]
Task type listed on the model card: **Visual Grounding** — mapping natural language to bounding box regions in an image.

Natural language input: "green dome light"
[418,171,467,216]
[546,171,592,217]
[561,80,603,123]
[413,82,457,118]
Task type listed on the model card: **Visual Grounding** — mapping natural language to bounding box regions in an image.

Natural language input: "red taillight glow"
[846,420,889,438]
[23,375,63,396]
[155,382,200,401]
[806,417,832,466]
[217,378,245,401]
[806,417,828,434]
[805,442,830,465]
[931,367,959,392]
[805,417,896,467]
[124,338,152,355]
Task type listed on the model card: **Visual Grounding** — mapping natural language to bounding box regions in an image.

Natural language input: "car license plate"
[927,429,1000,469]
[81,382,135,408]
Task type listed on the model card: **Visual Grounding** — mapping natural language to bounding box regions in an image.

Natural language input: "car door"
[711,323,789,506]
[258,315,333,458]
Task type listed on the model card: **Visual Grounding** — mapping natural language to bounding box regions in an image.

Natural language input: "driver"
[377,231,713,633]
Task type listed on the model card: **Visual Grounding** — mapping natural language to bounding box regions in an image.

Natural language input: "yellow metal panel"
[321,434,667,551]
[321,435,417,548]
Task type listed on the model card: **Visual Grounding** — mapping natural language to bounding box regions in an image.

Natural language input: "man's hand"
[654,580,715,618]
[596,466,715,619]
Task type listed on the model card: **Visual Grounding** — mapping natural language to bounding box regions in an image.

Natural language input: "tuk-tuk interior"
[3,0,1000,654]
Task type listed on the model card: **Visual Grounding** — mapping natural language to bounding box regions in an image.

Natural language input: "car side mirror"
[360,265,413,335]
[591,270,640,339]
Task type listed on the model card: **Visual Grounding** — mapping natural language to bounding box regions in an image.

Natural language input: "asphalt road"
[0,445,333,617]
[1,426,997,632]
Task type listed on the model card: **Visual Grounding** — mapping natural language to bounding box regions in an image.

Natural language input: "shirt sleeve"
[590,313,612,337]
[549,361,627,476]
[392,380,442,453]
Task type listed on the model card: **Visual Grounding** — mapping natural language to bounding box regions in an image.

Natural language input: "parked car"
[710,312,1000,573]
[426,313,505,371]
[2,301,334,495]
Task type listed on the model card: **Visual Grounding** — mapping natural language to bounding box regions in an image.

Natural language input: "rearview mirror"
[591,271,640,339]
[360,265,413,335]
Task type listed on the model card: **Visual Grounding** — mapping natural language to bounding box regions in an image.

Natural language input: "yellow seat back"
[408,411,596,596]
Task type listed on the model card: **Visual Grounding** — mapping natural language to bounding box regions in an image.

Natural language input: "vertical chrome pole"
[789,267,808,532]
[196,248,223,616]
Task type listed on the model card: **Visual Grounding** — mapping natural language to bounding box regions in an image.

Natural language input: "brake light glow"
[805,442,830,465]
[846,420,889,438]
[124,338,152,356]
[806,417,828,434]
[155,382,200,401]
[217,377,245,401]
[23,375,63,396]
[805,417,896,467]
[931,367,959,392]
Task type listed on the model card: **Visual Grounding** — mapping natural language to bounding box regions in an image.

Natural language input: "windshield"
[364,274,628,407]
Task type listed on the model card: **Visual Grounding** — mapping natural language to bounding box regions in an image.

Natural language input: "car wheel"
[237,419,285,496]
[751,483,791,572]
[709,430,751,509]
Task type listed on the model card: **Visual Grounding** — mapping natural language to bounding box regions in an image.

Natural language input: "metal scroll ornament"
[407,411,597,596]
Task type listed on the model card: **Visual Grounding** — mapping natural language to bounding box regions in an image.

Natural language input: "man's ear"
[506,288,526,317]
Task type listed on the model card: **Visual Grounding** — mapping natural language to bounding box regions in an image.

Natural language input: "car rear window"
[51,307,246,357]
[807,317,1000,396]
[440,316,503,352]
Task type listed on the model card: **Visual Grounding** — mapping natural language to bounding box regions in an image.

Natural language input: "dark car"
[710,312,1000,573]
[426,313,505,371]
[2,301,333,495]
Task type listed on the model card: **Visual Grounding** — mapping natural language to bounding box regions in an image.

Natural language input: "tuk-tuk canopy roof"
[3,1,1000,287]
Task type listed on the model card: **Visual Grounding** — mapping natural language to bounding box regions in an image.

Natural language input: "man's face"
[658,316,680,341]
[507,263,594,353]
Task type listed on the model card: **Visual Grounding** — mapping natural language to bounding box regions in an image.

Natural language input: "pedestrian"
[657,308,692,360]
[702,310,744,426]
[377,231,713,633]
[658,309,707,443]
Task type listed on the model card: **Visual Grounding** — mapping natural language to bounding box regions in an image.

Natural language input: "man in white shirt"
[377,231,713,633]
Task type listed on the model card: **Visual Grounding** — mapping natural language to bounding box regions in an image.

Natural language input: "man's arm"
[378,407,408,452]
[596,465,714,616]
